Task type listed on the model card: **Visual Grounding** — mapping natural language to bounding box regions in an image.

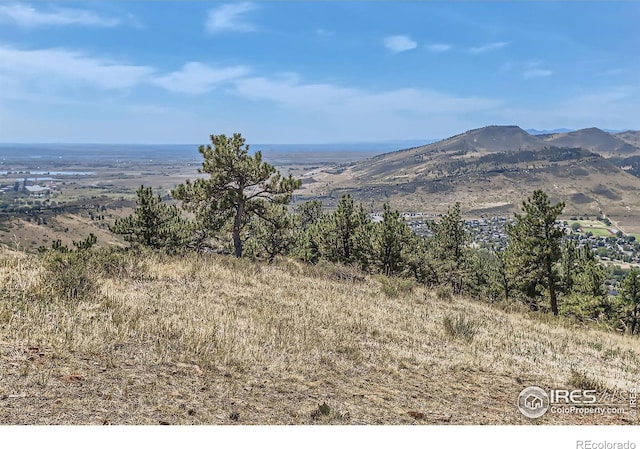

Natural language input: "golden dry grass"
[1,251,639,425]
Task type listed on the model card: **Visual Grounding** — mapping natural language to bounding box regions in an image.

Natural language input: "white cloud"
[232,74,502,141]
[491,86,640,131]
[0,3,120,27]
[523,68,553,79]
[233,74,501,115]
[205,2,257,33]
[498,62,512,73]
[469,41,508,54]
[426,43,452,53]
[0,44,154,91]
[599,68,623,76]
[316,28,335,37]
[383,35,417,53]
[0,44,252,99]
[150,62,250,94]
[123,104,174,115]
[553,87,638,123]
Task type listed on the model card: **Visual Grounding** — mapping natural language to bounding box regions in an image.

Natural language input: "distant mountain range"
[526,128,631,135]
[298,125,640,228]
[526,128,575,135]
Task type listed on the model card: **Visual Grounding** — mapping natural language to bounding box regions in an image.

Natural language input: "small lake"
[0,171,94,176]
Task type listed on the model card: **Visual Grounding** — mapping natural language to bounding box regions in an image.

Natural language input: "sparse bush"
[442,313,478,342]
[435,285,453,301]
[379,276,414,299]
[567,369,605,392]
[309,401,350,423]
[40,250,97,303]
[301,259,366,283]
[88,247,149,280]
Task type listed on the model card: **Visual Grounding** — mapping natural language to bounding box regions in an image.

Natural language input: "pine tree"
[172,133,301,258]
[403,234,439,285]
[319,194,372,266]
[73,233,97,251]
[429,202,469,294]
[560,240,579,294]
[295,200,323,231]
[621,268,640,335]
[488,248,515,302]
[291,200,325,263]
[373,203,411,276]
[249,204,298,262]
[506,190,565,315]
[110,185,189,252]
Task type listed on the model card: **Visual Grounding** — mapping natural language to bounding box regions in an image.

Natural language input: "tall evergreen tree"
[292,200,325,264]
[560,240,579,294]
[319,194,372,267]
[488,248,515,302]
[110,185,189,252]
[506,190,565,315]
[621,268,640,335]
[172,133,301,258]
[429,202,469,294]
[403,234,439,285]
[374,203,411,276]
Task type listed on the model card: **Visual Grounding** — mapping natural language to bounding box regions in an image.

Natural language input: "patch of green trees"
[109,132,640,335]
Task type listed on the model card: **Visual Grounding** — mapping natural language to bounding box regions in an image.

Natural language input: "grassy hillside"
[1,249,639,424]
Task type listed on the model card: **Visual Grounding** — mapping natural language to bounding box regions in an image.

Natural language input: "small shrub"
[442,313,478,342]
[302,260,365,283]
[435,285,453,301]
[309,401,350,422]
[491,298,530,314]
[89,247,149,280]
[40,251,97,303]
[568,369,605,392]
[380,276,414,299]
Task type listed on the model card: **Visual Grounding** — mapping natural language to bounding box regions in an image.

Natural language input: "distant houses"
[25,185,50,197]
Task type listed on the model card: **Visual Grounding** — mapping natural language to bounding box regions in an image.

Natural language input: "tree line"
[109,133,640,335]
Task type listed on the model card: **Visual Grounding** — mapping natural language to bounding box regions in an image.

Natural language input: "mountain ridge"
[297,125,640,230]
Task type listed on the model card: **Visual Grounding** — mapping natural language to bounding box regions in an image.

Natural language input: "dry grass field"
[1,249,639,425]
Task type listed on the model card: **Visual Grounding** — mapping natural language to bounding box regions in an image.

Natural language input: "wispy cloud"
[232,73,503,140]
[469,41,508,54]
[522,62,553,79]
[233,73,501,115]
[599,68,623,77]
[150,62,250,94]
[0,44,256,98]
[498,62,512,73]
[205,2,257,33]
[426,43,453,53]
[123,104,174,115]
[383,35,417,54]
[494,86,640,131]
[0,3,120,28]
[0,44,153,91]
[316,28,335,37]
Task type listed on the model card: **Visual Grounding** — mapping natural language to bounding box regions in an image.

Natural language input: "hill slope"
[615,130,640,149]
[539,128,640,157]
[298,126,640,230]
[1,251,638,424]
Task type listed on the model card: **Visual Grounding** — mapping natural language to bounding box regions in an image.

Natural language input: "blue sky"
[0,1,638,144]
